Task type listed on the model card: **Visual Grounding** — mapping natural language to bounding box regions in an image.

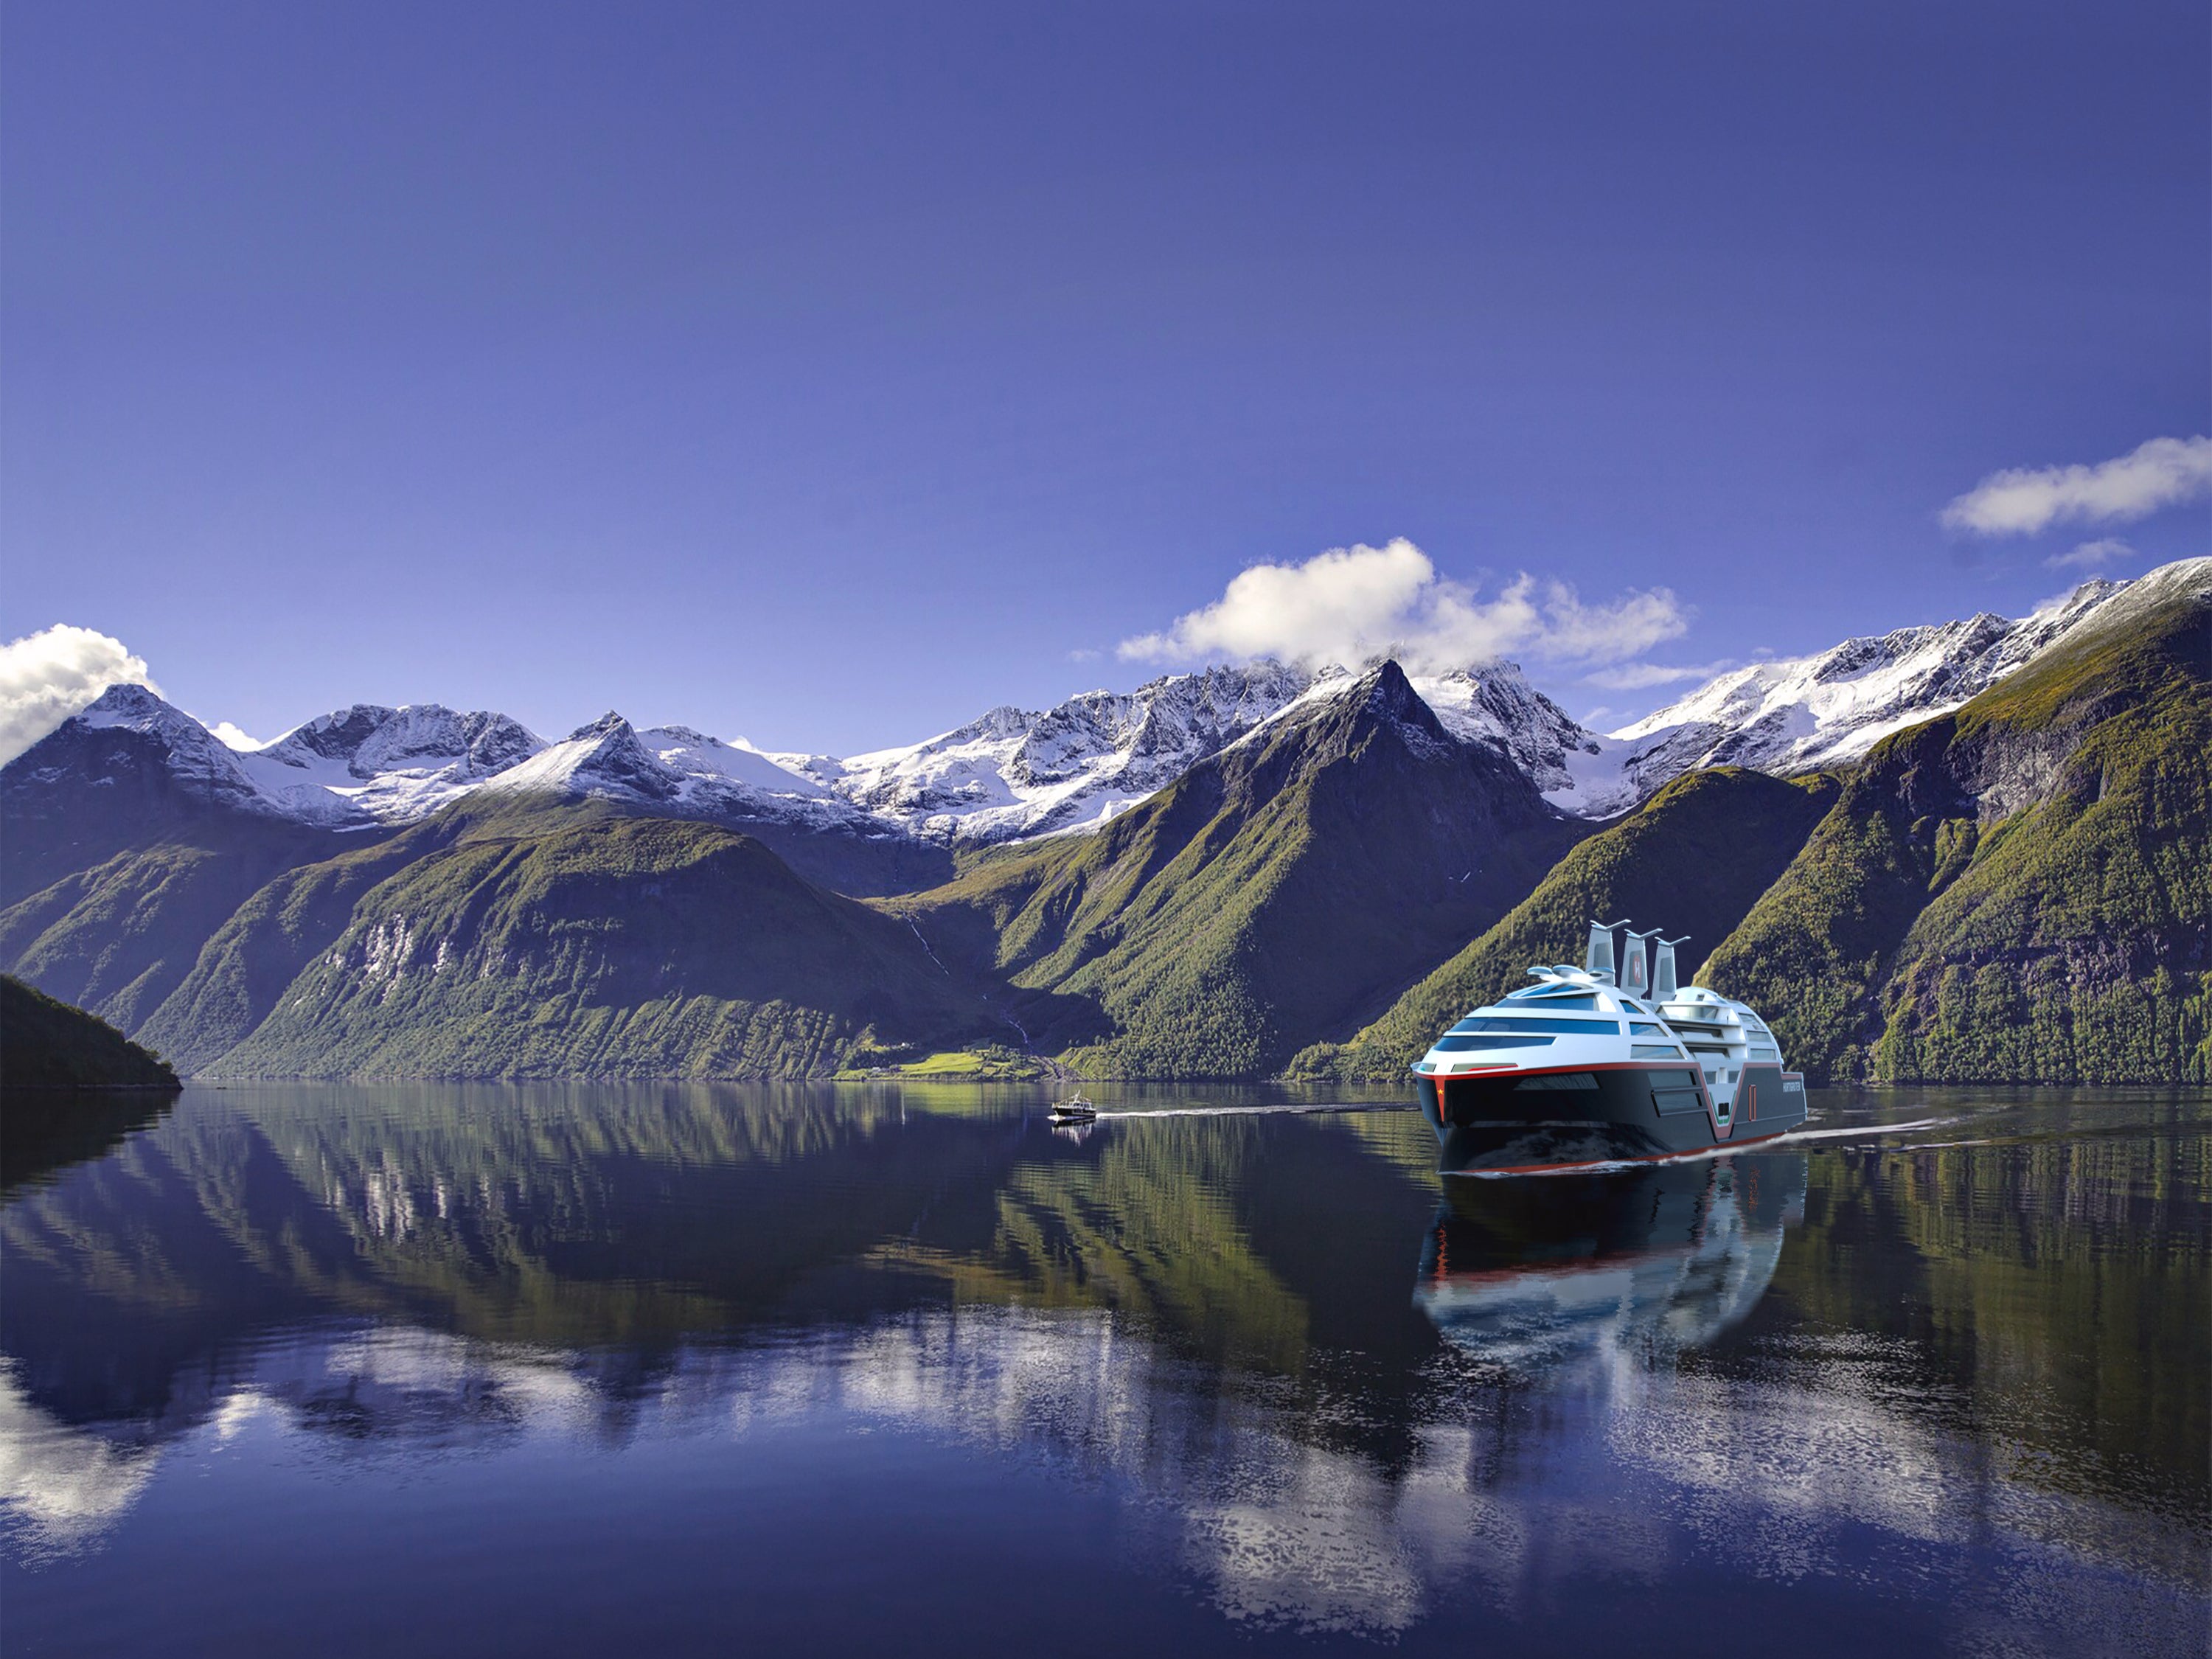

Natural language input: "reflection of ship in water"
[1414,1153,1806,1373]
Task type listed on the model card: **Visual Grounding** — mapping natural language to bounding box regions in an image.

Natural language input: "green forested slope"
[6,574,2205,1086]
[133,813,486,1072]
[1291,768,1839,1079]
[1703,570,2211,1082]
[0,714,360,1039]
[212,801,998,1079]
[0,820,349,1039]
[895,664,1585,1077]
[0,973,180,1090]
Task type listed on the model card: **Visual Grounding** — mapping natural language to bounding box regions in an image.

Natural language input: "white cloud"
[0,625,159,766]
[1941,435,2212,536]
[1118,538,1688,673]
[204,720,264,751]
[1582,658,1737,692]
[2042,538,2135,572]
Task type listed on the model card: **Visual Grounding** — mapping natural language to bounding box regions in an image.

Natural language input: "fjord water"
[2,1085,2205,1657]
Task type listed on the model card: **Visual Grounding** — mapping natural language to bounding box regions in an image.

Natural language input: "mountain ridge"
[2,558,2204,1083]
[9,564,2195,855]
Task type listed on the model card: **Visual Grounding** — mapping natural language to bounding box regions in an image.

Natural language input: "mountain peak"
[567,712,636,743]
[1351,659,1440,727]
[8,681,269,813]
[77,681,170,720]
[1590,556,2208,810]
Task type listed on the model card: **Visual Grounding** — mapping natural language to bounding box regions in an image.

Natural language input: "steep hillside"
[1291,768,1840,1080]
[0,695,359,1033]
[1701,561,2211,1083]
[211,800,998,1079]
[0,974,181,1091]
[132,813,481,1073]
[896,663,1585,1077]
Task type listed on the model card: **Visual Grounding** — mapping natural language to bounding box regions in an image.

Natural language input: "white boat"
[1412,920,1808,1173]
[1048,1094,1098,1124]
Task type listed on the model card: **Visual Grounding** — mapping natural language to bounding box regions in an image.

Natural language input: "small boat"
[1412,920,1808,1175]
[1048,1093,1098,1124]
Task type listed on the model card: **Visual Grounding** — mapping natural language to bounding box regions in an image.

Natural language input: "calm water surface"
[2,1082,2206,1656]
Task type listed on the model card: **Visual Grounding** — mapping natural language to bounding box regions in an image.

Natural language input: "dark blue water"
[2,1083,2206,1656]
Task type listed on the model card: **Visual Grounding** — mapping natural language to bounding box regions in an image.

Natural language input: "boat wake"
[1084,1102,1403,1121]
[1455,1116,1971,1178]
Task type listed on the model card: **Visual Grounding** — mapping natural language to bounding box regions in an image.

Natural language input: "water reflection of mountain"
[0,1086,1447,1444]
[2,1085,2206,1642]
[1415,1157,1805,1374]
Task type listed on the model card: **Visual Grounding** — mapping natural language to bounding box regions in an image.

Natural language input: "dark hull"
[1413,1061,1808,1174]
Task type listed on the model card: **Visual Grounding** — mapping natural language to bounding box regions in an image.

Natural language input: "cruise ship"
[1412,921,1809,1174]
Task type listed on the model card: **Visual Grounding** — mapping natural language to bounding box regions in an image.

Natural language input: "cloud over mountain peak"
[1116,538,1688,675]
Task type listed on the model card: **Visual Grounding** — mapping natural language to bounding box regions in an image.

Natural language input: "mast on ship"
[1621,928,1663,997]
[1585,919,1628,983]
[1652,935,1689,1001]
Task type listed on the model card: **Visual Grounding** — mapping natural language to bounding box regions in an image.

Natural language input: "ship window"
[1511,992,1601,1009]
[1630,1021,1666,1034]
[1449,1017,1618,1036]
[1433,1034,1558,1052]
[1512,1071,1601,1091]
[1652,1078,1706,1116]
[1632,1043,1686,1060]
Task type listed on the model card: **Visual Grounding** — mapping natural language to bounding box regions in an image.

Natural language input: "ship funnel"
[1622,928,1662,997]
[1652,934,1690,1001]
[1585,919,1627,983]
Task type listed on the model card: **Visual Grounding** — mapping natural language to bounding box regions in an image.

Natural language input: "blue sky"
[3,0,2205,754]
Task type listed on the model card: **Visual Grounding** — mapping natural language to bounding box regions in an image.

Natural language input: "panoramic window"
[1449,1017,1619,1036]
[1433,1033,1559,1051]
[1501,992,1601,1010]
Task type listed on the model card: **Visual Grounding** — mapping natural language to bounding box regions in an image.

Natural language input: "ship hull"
[1415,1061,1807,1175]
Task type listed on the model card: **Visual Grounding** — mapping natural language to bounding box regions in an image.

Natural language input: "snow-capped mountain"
[5,692,860,835]
[235,703,546,824]
[776,659,1600,843]
[10,560,2202,846]
[779,662,1312,842]
[479,712,865,830]
[58,683,274,815]
[1580,560,2211,813]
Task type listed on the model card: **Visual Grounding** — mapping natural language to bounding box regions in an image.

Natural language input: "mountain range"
[4,558,2205,1085]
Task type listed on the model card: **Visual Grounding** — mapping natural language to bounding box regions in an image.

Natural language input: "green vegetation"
[2,581,2203,1085]
[0,821,347,1039]
[0,973,179,1090]
[210,801,999,1079]
[833,1044,1052,1079]
[895,663,1583,1078]
[1766,1108,2211,1526]
[1296,768,1839,1079]
[1704,581,2211,1082]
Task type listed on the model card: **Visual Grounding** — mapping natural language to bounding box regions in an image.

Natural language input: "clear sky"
[4,0,2206,754]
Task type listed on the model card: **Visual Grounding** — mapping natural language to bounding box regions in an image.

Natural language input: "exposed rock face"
[1604,574,2157,784]
[260,704,541,776]
[237,703,548,824]
[54,684,272,816]
[793,658,1603,844]
[794,661,1318,842]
